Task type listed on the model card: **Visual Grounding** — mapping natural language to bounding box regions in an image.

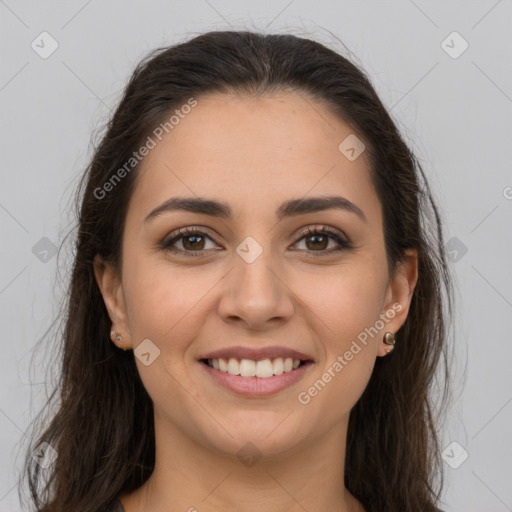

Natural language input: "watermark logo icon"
[236,236,263,264]
[134,338,161,366]
[237,442,263,467]
[445,236,468,263]
[442,441,469,469]
[31,31,59,59]
[32,442,58,468]
[441,31,469,59]
[32,237,58,263]
[338,134,365,161]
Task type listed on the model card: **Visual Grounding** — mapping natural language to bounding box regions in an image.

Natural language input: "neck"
[121,413,365,512]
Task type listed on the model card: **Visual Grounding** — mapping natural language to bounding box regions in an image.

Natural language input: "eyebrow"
[144,195,368,224]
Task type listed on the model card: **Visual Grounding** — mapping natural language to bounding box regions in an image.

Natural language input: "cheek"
[298,289,379,425]
[308,351,375,427]
[295,326,376,435]
[314,262,386,413]
[295,255,386,411]
[122,252,226,359]
[301,262,387,341]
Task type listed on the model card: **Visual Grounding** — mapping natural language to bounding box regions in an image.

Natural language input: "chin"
[203,415,309,461]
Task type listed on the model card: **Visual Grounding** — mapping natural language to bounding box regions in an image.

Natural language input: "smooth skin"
[94,91,418,512]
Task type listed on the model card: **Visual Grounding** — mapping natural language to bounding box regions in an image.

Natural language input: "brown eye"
[304,233,329,251]
[180,233,206,250]
[293,226,352,255]
[160,227,220,256]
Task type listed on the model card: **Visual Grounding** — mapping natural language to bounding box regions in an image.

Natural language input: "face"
[95,91,417,460]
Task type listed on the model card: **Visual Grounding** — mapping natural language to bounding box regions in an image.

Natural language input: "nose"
[217,244,295,330]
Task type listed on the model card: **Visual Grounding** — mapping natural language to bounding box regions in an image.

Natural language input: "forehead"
[127,91,379,225]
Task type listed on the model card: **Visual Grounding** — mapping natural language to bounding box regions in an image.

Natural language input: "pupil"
[307,234,327,250]
[185,235,203,250]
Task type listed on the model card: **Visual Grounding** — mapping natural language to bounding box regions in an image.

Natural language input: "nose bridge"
[234,232,280,299]
[217,231,294,326]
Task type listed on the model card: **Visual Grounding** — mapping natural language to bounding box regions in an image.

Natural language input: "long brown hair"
[19,30,454,511]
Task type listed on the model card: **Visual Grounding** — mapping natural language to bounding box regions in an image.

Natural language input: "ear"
[93,254,131,349]
[377,248,418,357]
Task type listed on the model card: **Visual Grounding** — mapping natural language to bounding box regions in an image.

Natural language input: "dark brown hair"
[19,30,454,511]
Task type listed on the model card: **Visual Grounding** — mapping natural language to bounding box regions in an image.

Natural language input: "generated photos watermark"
[94,97,198,200]
[297,302,403,405]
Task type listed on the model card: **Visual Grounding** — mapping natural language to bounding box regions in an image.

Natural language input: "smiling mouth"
[200,357,312,379]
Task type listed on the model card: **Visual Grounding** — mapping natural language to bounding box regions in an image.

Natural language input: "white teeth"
[219,358,228,372]
[256,359,274,378]
[239,359,256,377]
[272,357,284,375]
[208,357,303,378]
[227,358,240,375]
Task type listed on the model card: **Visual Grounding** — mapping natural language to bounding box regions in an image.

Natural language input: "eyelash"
[159,225,353,258]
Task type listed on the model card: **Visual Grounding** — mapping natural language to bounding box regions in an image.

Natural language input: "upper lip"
[199,346,315,362]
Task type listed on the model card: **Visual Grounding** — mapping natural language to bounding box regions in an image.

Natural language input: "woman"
[21,30,454,511]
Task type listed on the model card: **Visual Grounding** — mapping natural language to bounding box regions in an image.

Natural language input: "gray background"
[1,1,511,510]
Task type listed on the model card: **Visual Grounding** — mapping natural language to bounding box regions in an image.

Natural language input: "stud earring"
[383,332,395,354]
[110,328,128,351]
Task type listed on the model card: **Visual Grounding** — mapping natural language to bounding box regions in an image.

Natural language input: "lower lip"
[199,361,314,396]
